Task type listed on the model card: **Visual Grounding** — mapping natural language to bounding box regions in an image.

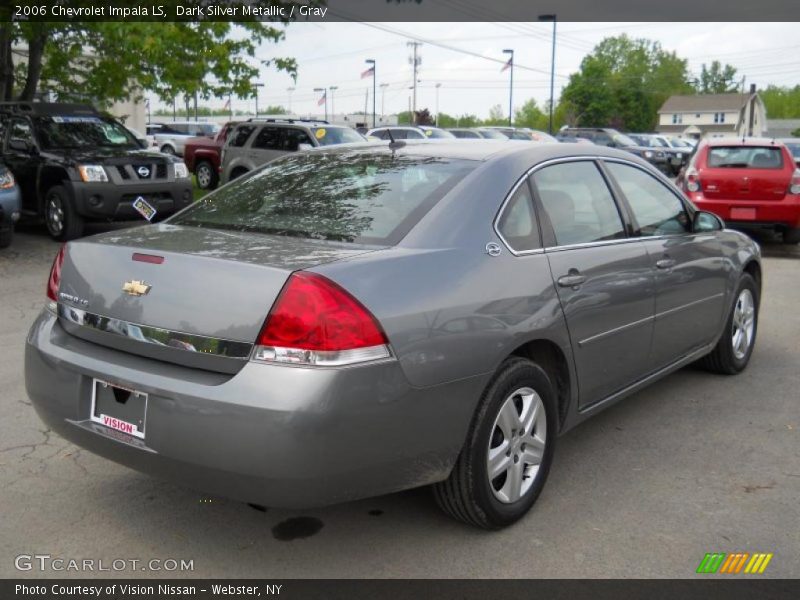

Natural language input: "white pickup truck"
[146,121,220,157]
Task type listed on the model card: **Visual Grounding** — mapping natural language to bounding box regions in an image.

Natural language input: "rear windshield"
[707,146,785,169]
[170,151,476,245]
[310,126,364,146]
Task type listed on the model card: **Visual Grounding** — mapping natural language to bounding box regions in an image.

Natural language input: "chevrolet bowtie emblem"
[122,280,151,297]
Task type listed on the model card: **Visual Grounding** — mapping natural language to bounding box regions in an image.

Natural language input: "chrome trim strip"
[578,314,655,347]
[654,293,725,320]
[57,304,253,360]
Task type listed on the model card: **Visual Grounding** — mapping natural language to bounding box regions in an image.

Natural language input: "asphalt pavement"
[1,224,798,579]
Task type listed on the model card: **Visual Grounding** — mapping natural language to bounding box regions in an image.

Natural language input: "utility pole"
[539,14,557,134]
[503,49,514,127]
[365,59,376,128]
[287,87,295,113]
[407,41,421,124]
[329,86,338,123]
[380,83,389,123]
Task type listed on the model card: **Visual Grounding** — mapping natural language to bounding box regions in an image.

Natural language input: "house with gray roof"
[657,88,767,139]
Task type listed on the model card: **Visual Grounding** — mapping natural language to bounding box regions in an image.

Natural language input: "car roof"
[702,137,788,147]
[297,139,645,165]
[0,102,99,116]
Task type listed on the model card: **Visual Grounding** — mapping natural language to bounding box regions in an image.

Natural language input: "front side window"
[229,125,255,147]
[9,119,35,147]
[311,126,364,146]
[497,181,540,252]
[170,151,476,245]
[283,128,313,151]
[532,161,625,247]
[605,162,690,237]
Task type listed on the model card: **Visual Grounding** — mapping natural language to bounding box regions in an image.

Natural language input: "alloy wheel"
[46,194,64,236]
[487,387,547,503]
[731,288,755,360]
[197,164,211,188]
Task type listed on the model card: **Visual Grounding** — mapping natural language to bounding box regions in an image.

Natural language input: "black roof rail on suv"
[0,102,193,241]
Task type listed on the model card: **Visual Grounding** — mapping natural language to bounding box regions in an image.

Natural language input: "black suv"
[559,127,669,173]
[0,102,193,240]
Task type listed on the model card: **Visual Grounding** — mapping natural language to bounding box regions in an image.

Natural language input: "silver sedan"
[25,140,761,529]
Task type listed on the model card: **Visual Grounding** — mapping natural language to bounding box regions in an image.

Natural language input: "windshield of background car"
[613,133,638,147]
[34,116,140,149]
[310,126,365,146]
[707,146,785,169]
[477,129,507,140]
[171,151,476,245]
[423,129,456,139]
[784,143,800,159]
[630,135,652,147]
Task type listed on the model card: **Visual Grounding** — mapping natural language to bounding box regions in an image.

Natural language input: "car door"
[602,160,729,370]
[531,159,655,409]
[3,117,42,213]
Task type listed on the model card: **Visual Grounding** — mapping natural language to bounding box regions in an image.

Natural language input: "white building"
[657,88,767,139]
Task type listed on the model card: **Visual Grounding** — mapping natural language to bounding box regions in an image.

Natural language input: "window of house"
[672,114,683,124]
[714,113,726,124]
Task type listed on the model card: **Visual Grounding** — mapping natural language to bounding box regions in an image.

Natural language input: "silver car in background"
[26,140,761,529]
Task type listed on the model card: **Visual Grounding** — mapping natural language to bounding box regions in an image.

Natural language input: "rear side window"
[605,162,690,237]
[171,152,476,245]
[229,125,255,147]
[707,146,784,169]
[533,161,625,247]
[497,181,540,252]
[251,126,282,150]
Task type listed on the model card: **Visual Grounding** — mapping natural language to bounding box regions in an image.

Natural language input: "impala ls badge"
[122,280,151,297]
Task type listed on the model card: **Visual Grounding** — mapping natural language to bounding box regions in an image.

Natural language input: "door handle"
[557,273,587,288]
[656,258,676,269]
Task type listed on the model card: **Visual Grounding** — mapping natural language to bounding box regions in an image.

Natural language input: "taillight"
[790,169,800,195]
[253,272,391,367]
[685,167,701,193]
[46,244,66,311]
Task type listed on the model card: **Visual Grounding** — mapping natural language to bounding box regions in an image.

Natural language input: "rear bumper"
[25,310,482,508]
[689,192,800,229]
[70,179,193,220]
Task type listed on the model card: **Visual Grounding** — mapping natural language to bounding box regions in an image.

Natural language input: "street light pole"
[435,83,441,126]
[365,59,376,128]
[329,86,338,123]
[503,49,514,127]
[253,82,264,118]
[380,83,389,123]
[539,13,557,134]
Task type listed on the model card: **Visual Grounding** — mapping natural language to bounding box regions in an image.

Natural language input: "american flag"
[361,65,375,79]
[317,90,327,106]
[501,57,512,72]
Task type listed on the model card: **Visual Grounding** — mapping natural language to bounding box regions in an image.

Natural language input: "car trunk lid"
[57,224,383,373]
[700,146,790,202]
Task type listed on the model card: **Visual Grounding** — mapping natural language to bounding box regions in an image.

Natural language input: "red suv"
[183,121,239,190]
[680,138,800,244]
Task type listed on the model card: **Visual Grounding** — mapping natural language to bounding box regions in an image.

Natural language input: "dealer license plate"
[90,379,147,439]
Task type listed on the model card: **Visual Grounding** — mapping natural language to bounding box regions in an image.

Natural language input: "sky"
[152,22,800,120]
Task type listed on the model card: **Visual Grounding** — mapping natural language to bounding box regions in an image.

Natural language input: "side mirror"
[137,138,148,150]
[297,143,313,151]
[693,210,724,233]
[9,139,33,153]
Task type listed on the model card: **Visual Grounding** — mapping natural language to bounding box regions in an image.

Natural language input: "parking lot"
[1,224,798,579]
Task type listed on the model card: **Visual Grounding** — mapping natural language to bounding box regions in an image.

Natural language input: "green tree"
[760,85,800,119]
[484,103,508,125]
[0,2,320,104]
[559,34,693,131]
[697,61,740,94]
[514,98,549,130]
[436,112,479,128]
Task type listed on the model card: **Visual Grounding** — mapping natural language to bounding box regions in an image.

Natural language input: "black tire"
[195,160,218,190]
[44,185,84,241]
[783,228,800,245]
[160,144,176,156]
[698,273,759,375]
[433,357,557,529]
[229,168,248,181]
[0,226,12,249]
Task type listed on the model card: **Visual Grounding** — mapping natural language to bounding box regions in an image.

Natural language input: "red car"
[680,137,800,244]
[183,121,239,190]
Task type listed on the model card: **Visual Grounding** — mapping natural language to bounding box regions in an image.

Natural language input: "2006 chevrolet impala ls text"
[25,140,761,529]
